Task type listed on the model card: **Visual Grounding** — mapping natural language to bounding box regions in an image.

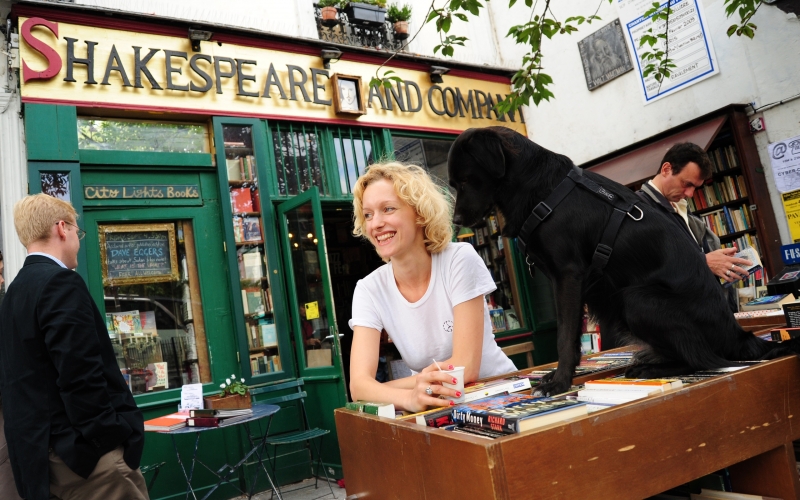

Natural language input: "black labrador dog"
[448,126,797,396]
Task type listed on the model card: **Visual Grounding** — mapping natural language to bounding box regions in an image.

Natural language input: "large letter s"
[21,17,62,83]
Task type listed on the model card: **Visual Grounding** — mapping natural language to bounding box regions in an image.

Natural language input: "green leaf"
[383,80,392,88]
[455,13,468,21]
[433,44,441,54]
[426,10,439,23]
[442,15,452,33]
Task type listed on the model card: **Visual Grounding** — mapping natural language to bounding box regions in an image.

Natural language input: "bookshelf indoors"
[459,210,526,334]
[222,125,280,376]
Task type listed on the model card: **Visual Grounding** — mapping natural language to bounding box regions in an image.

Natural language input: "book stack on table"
[144,408,254,431]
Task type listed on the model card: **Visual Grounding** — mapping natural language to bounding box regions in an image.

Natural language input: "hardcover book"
[187,417,221,427]
[741,294,795,311]
[144,412,189,432]
[583,378,682,392]
[230,187,253,213]
[451,395,588,434]
[189,408,253,418]
[242,216,262,242]
[345,401,396,419]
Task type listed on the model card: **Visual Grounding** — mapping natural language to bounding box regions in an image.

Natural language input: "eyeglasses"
[59,221,86,240]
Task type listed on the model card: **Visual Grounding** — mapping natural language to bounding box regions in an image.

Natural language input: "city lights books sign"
[18,16,526,134]
[616,0,719,104]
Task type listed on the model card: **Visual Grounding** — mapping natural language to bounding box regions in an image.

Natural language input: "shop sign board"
[99,222,180,286]
[769,134,800,194]
[781,189,800,243]
[84,184,199,199]
[616,0,719,104]
[18,16,526,135]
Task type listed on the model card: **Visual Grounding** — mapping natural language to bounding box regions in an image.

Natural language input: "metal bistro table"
[161,403,282,500]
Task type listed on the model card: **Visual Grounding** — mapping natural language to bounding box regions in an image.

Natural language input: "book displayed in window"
[223,125,281,368]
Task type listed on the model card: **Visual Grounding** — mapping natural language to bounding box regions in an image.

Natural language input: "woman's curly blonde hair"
[352,162,453,256]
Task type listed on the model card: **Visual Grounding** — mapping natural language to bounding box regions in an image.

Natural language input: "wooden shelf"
[719,228,758,240]
[228,180,257,187]
[710,166,742,180]
[235,240,264,247]
[693,196,750,216]
[232,211,260,217]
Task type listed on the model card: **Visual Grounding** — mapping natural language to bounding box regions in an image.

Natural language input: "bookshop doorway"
[323,206,384,399]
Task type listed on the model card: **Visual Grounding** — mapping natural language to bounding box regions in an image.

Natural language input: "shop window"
[40,172,71,201]
[78,117,209,153]
[271,123,326,196]
[101,221,210,395]
[392,136,452,189]
[222,124,282,376]
[332,127,380,195]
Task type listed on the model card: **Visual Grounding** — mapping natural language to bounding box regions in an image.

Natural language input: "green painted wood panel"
[80,150,213,167]
[24,104,79,161]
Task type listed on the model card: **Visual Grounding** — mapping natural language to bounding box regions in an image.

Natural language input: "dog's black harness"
[516,165,643,275]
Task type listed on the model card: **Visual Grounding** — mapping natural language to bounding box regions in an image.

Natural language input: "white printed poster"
[769,134,800,194]
[616,0,719,104]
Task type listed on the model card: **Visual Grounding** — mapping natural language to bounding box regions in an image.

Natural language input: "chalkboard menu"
[99,223,179,286]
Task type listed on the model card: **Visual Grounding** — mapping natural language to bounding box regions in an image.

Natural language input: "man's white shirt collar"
[28,252,68,269]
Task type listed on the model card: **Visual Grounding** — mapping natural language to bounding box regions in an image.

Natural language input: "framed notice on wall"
[99,223,179,286]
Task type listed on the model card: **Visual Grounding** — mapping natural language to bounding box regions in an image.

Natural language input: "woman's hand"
[403,370,462,413]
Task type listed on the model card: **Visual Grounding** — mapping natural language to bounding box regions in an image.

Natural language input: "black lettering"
[310,68,331,105]
[189,54,213,92]
[100,45,132,87]
[427,85,446,116]
[386,82,406,112]
[262,63,287,99]
[64,38,97,84]
[496,94,516,122]
[236,59,259,97]
[214,57,236,94]
[485,93,504,121]
[456,88,476,118]
[133,47,162,90]
[404,80,422,112]
[474,90,488,119]
[368,83,387,109]
[442,87,458,117]
[286,65,311,102]
[164,50,189,91]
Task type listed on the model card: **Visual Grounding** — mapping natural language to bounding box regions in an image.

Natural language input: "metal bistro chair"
[139,461,166,492]
[249,378,335,499]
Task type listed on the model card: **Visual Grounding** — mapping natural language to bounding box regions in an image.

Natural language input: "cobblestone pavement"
[231,477,345,500]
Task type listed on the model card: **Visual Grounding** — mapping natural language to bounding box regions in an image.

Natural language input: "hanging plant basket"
[393,21,409,40]
[344,2,387,26]
[321,6,340,27]
[203,393,252,410]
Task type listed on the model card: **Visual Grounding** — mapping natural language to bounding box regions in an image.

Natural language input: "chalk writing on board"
[100,223,179,286]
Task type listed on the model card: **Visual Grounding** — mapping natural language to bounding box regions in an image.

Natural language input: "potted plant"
[387,3,411,40]
[203,374,252,410]
[344,0,387,27]
[318,0,341,27]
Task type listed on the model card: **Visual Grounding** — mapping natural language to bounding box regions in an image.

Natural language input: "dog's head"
[448,127,514,227]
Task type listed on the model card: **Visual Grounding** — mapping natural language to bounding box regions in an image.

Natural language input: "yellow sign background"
[782,189,800,242]
[19,17,526,135]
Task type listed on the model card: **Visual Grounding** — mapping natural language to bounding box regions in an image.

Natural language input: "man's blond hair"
[352,162,453,256]
[14,194,78,247]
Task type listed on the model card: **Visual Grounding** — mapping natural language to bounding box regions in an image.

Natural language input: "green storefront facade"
[15,4,558,499]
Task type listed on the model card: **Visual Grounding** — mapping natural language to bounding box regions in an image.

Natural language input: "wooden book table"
[336,356,800,500]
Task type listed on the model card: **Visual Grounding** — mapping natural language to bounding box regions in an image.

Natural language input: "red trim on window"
[12,5,512,84]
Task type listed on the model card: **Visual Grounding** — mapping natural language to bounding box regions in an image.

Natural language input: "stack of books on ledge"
[576,378,683,412]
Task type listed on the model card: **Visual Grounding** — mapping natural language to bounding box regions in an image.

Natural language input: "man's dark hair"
[658,142,713,179]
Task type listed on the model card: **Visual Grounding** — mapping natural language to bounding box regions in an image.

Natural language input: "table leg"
[171,434,200,500]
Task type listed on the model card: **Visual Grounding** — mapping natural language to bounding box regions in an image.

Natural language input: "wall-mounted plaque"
[99,223,179,286]
[578,19,634,91]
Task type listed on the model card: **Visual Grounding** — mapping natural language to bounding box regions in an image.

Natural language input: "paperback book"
[451,395,588,434]
[463,375,532,403]
[345,401,396,419]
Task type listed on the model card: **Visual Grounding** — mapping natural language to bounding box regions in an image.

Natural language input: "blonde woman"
[349,163,516,412]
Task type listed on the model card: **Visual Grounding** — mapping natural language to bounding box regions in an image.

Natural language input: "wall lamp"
[429,65,450,84]
[188,29,213,52]
[456,226,475,239]
[321,48,343,69]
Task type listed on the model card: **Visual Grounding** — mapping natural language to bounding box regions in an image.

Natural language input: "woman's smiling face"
[361,178,424,260]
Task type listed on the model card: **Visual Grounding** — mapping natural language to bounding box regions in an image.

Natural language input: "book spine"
[451,408,516,434]
[187,417,220,427]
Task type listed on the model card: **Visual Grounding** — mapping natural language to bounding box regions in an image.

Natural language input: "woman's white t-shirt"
[348,242,517,379]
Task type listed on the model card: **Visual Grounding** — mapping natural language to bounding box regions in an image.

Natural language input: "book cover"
[769,327,800,341]
[259,322,277,347]
[230,187,253,213]
[144,412,189,432]
[463,376,532,403]
[489,308,506,332]
[242,249,263,280]
[783,301,800,327]
[226,158,242,181]
[576,389,658,404]
[411,406,455,427]
[110,310,143,337]
[233,217,244,243]
[345,401,396,419]
[245,289,264,315]
[187,417,221,427]
[451,395,587,434]
[450,425,506,440]
[242,216,262,242]
[741,294,795,311]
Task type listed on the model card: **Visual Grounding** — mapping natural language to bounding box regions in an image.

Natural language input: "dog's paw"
[534,379,571,397]
[625,364,653,378]
[539,371,556,385]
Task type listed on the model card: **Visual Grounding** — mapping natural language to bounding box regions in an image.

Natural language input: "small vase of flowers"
[203,374,252,410]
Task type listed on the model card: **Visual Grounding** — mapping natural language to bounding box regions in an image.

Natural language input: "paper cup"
[441,366,465,403]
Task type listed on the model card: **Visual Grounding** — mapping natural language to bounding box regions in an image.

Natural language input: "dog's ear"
[465,128,506,179]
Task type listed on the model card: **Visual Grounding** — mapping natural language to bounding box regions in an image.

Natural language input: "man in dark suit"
[0,194,148,500]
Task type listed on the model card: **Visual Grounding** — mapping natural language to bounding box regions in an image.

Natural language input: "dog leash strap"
[591,208,628,272]
[516,168,579,256]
